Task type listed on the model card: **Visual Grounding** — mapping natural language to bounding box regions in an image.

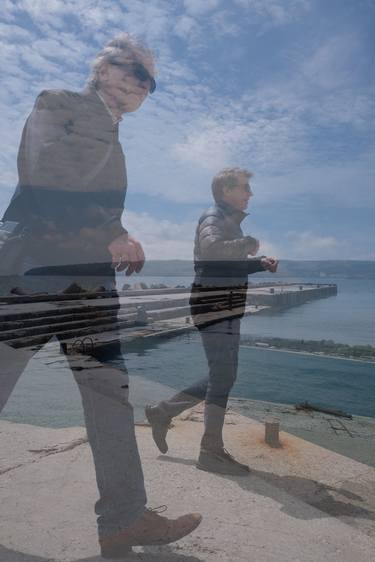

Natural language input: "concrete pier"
[246,282,337,308]
[1,398,374,561]
[0,283,337,350]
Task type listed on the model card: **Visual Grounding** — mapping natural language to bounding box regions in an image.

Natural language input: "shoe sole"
[100,544,132,558]
[101,515,202,550]
[196,462,250,476]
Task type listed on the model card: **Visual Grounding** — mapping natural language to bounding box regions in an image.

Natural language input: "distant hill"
[271,260,375,279]
[140,260,375,279]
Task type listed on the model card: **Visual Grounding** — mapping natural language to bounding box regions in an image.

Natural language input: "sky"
[0,0,374,260]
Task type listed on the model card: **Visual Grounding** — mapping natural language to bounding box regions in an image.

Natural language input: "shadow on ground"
[0,544,205,562]
[159,455,375,523]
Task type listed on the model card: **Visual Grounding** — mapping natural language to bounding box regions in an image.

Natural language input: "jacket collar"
[81,86,120,130]
[80,85,119,135]
[216,200,248,223]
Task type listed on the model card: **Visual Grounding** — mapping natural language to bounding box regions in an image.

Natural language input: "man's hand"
[261,256,278,273]
[108,233,145,276]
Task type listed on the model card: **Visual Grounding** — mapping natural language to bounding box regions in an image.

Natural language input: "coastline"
[240,343,375,364]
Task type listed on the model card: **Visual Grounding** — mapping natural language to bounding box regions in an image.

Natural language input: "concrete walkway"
[1,404,375,562]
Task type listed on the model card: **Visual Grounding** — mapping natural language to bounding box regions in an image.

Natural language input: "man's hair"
[88,33,155,87]
[211,167,253,202]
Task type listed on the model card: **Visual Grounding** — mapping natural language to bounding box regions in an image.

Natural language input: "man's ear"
[98,63,110,83]
[222,186,231,198]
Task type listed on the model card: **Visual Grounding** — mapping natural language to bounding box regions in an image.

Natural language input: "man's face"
[98,58,154,114]
[222,177,253,211]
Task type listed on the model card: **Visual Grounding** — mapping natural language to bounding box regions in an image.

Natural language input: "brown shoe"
[99,507,202,558]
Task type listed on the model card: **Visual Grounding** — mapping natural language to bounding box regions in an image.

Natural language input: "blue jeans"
[0,272,147,538]
[159,318,241,451]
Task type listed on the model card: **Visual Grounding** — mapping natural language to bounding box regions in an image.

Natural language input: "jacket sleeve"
[247,258,266,274]
[198,215,258,259]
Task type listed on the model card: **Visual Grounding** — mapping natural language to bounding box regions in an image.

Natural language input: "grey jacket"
[3,87,127,271]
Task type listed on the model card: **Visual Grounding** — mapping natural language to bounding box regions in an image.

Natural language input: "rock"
[10,286,29,295]
[133,282,148,290]
[89,285,106,295]
[61,282,86,294]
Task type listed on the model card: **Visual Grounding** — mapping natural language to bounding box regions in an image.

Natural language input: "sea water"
[1,275,374,426]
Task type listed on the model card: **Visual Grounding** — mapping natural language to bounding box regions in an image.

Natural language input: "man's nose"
[137,80,149,93]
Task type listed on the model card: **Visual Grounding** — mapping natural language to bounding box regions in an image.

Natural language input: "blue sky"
[0,0,374,260]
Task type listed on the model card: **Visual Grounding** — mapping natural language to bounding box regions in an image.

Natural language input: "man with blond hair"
[0,34,201,557]
[146,167,278,475]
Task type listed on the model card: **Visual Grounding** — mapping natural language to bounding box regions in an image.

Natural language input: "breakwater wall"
[247,283,337,308]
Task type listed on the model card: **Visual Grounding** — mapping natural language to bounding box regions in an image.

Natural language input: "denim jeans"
[159,318,241,451]
[0,272,147,538]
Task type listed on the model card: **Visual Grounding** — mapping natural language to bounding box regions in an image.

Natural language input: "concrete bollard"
[265,417,280,447]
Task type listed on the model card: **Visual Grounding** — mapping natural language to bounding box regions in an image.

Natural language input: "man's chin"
[121,99,144,113]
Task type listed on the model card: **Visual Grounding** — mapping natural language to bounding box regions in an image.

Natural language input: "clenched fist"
[108,233,145,276]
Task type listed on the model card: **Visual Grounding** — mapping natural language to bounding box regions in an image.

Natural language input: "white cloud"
[122,210,196,260]
[233,0,310,26]
[122,210,280,261]
[2,0,18,22]
[256,149,375,208]
[211,10,241,36]
[0,22,32,41]
[121,211,311,262]
[0,0,374,261]
[17,0,72,29]
[286,231,339,259]
[174,15,197,39]
[170,109,306,177]
[301,35,362,90]
[183,0,221,16]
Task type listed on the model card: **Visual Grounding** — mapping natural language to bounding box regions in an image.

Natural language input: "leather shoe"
[197,448,250,476]
[100,507,202,558]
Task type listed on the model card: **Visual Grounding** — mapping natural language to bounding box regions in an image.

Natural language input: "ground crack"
[0,436,88,475]
[28,436,88,457]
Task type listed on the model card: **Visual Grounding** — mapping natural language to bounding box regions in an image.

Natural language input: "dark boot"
[197,448,250,476]
[145,405,171,454]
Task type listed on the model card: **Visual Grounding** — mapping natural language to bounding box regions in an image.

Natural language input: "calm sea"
[242,276,375,346]
[1,275,374,426]
[123,334,375,419]
[118,275,375,419]
[129,274,375,346]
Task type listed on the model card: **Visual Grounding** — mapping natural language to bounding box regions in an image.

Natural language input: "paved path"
[1,402,374,562]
